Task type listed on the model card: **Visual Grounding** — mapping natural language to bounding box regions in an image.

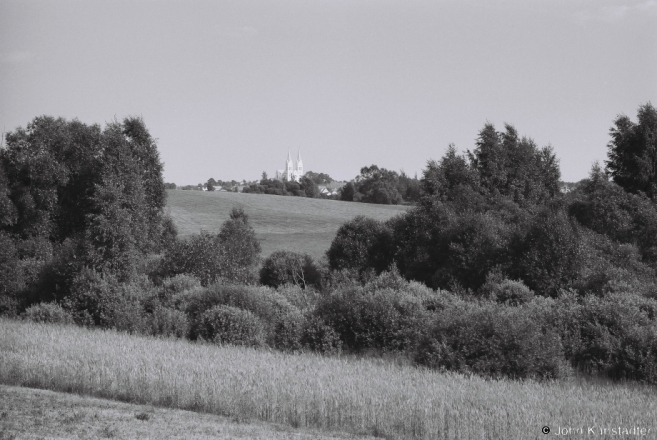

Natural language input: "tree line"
[3,103,657,384]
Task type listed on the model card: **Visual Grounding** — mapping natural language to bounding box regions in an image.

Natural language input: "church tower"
[285,149,293,180]
[296,150,303,176]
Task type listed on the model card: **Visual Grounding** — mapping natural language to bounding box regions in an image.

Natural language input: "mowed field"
[166,190,409,260]
[2,319,656,440]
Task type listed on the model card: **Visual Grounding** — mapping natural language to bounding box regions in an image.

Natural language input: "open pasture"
[2,319,655,440]
[166,190,408,260]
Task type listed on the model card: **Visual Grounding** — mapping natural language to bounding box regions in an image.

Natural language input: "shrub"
[148,306,189,338]
[179,284,302,346]
[415,301,568,380]
[326,216,395,275]
[314,285,430,352]
[158,209,261,286]
[199,305,265,347]
[552,292,657,383]
[61,269,153,333]
[480,277,535,306]
[301,316,343,354]
[512,206,583,297]
[22,302,74,324]
[273,308,306,351]
[275,284,322,312]
[260,251,321,289]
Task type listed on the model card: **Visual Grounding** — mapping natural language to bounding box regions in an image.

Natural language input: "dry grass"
[1,319,656,439]
[0,385,369,439]
[166,190,408,260]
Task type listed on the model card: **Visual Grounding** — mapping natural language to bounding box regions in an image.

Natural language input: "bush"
[260,251,321,289]
[326,216,395,275]
[512,206,583,297]
[158,209,261,286]
[480,276,535,306]
[273,308,306,351]
[415,300,568,380]
[61,269,154,333]
[22,302,74,324]
[148,306,189,338]
[314,285,430,352]
[552,292,657,383]
[302,316,343,354]
[199,305,265,347]
[178,284,302,346]
[275,284,322,312]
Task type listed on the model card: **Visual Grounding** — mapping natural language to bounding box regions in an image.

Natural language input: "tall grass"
[1,318,655,439]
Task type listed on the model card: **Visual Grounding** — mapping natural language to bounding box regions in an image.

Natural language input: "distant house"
[318,185,341,197]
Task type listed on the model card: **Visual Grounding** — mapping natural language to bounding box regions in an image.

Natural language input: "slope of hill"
[166,190,409,260]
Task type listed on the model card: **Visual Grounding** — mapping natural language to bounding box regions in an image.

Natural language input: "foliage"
[551,292,657,383]
[304,171,334,185]
[216,208,261,283]
[301,316,343,354]
[468,123,561,206]
[0,115,170,301]
[199,304,266,347]
[479,276,535,306]
[22,302,74,324]
[158,208,260,285]
[259,250,321,289]
[511,205,583,297]
[415,299,569,380]
[568,163,657,267]
[606,102,657,199]
[313,271,433,352]
[61,269,154,333]
[326,216,395,275]
[147,305,190,338]
[242,176,320,198]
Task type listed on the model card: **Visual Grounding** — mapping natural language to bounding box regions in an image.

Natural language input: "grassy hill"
[166,190,409,260]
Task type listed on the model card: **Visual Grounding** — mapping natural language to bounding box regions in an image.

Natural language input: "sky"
[1,0,656,185]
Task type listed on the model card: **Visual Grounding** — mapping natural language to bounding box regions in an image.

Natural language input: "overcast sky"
[1,0,655,185]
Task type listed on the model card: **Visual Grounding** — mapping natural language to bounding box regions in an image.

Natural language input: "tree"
[259,250,321,289]
[299,176,319,198]
[467,123,561,206]
[606,102,657,199]
[216,208,261,283]
[339,182,356,201]
[327,216,395,274]
[206,178,216,191]
[420,144,480,206]
[0,115,169,288]
[304,171,334,185]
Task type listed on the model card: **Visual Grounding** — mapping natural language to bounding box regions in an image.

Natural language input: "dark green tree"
[606,102,657,199]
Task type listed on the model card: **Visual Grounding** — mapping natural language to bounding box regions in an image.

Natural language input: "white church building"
[275,150,304,181]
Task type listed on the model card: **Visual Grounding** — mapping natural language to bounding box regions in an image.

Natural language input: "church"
[275,150,304,181]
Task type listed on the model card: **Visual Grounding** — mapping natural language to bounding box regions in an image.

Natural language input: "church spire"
[296,149,303,175]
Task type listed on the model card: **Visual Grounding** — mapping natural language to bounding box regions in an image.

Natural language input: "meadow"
[2,319,655,440]
[166,190,408,260]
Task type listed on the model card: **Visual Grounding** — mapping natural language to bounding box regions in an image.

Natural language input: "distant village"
[169,150,345,198]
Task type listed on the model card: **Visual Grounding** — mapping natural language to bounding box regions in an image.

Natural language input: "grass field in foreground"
[166,190,408,260]
[0,385,370,440]
[2,319,656,440]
